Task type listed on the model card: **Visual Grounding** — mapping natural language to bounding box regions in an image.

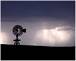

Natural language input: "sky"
[1,1,75,46]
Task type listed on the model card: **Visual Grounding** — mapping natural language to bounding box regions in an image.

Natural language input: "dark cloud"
[2,1,75,19]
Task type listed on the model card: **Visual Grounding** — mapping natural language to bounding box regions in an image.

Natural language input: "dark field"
[1,44,75,60]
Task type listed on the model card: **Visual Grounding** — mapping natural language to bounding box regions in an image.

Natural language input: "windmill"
[12,25,26,45]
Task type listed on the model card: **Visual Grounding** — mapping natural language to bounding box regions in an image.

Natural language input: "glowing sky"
[1,1,75,46]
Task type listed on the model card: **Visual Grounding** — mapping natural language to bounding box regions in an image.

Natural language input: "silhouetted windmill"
[12,25,26,45]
